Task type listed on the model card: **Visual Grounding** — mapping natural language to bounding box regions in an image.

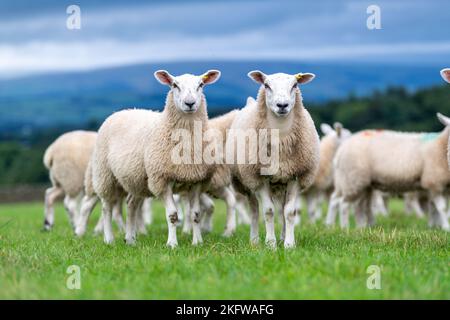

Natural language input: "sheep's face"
[248,71,315,117]
[441,68,450,84]
[154,70,221,114]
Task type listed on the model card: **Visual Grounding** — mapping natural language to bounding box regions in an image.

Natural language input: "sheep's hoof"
[265,238,277,249]
[222,229,234,238]
[74,229,84,238]
[167,241,178,249]
[125,238,137,246]
[284,241,296,249]
[250,237,260,247]
[43,220,52,231]
[182,227,192,235]
[201,224,213,233]
[104,238,114,245]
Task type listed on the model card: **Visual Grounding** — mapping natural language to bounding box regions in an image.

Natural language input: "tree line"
[1,84,449,186]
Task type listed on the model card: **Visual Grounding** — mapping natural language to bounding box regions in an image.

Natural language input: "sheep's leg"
[124,195,143,245]
[258,183,276,248]
[142,197,153,226]
[284,180,299,248]
[75,194,98,236]
[190,184,203,245]
[163,184,178,248]
[93,214,104,235]
[366,191,376,227]
[339,199,351,229]
[181,194,192,234]
[409,195,425,218]
[325,190,340,226]
[371,191,388,216]
[430,194,450,231]
[135,200,147,235]
[43,186,63,231]
[294,196,302,226]
[248,194,259,245]
[354,196,368,228]
[63,195,79,230]
[313,193,324,222]
[235,195,251,225]
[101,199,114,244]
[112,199,125,232]
[173,194,184,223]
[275,197,286,242]
[221,187,237,237]
[200,193,215,233]
[305,192,317,222]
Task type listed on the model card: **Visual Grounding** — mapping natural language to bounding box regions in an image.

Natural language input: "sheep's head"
[154,70,221,114]
[248,71,315,117]
[320,122,351,143]
[441,68,450,84]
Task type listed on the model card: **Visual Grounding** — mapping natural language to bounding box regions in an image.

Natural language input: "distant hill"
[0,60,445,132]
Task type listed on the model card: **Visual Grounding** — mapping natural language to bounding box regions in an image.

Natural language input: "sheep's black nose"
[185,102,195,108]
[277,103,288,110]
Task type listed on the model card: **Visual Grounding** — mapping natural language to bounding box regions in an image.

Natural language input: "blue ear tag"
[421,133,439,142]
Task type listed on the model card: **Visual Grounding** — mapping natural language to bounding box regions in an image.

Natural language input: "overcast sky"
[0,0,449,77]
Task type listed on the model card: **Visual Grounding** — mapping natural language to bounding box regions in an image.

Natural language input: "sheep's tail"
[43,146,53,169]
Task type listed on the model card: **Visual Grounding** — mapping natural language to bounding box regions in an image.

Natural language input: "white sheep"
[330,116,450,231]
[88,70,221,246]
[229,71,320,248]
[43,130,97,230]
[303,122,351,223]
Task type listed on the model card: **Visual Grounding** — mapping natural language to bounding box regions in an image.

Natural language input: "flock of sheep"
[42,68,450,249]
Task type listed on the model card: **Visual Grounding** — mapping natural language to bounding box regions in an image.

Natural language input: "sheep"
[43,130,98,230]
[87,70,221,246]
[303,122,351,223]
[229,71,320,248]
[330,116,450,231]
[441,68,450,83]
[200,109,240,236]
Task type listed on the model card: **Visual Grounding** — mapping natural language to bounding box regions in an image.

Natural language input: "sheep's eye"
[292,84,297,90]
[264,83,271,90]
[198,83,204,90]
[172,83,179,90]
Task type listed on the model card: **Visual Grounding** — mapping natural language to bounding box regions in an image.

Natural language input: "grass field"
[0,200,448,299]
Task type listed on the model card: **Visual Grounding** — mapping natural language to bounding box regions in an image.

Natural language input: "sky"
[0,0,449,77]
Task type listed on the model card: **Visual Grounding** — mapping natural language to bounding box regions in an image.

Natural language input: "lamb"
[43,130,98,230]
[303,122,351,223]
[441,68,450,83]
[88,70,221,246]
[229,71,320,248]
[330,116,450,231]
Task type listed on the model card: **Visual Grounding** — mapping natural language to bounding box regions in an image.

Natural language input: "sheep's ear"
[334,122,343,137]
[437,113,450,126]
[295,73,315,85]
[441,68,450,83]
[320,123,333,135]
[246,96,256,105]
[154,70,174,86]
[202,70,221,85]
[248,70,266,85]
